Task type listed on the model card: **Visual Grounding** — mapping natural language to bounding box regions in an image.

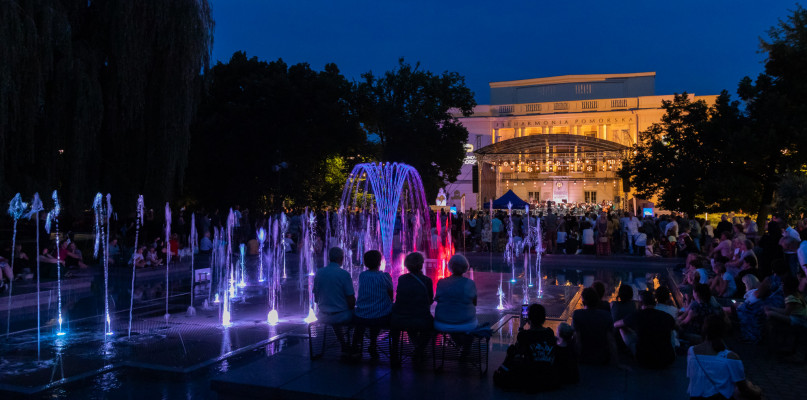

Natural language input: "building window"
[581,125,597,138]
[575,84,592,94]
[528,191,540,202]
[585,191,597,203]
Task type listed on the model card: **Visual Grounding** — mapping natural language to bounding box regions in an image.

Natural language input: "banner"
[552,181,568,203]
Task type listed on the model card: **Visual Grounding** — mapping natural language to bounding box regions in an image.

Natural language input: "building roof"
[475,133,629,156]
[489,72,656,89]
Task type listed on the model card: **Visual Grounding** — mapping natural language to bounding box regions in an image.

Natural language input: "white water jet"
[27,194,44,356]
[187,213,198,317]
[164,203,171,321]
[6,194,27,337]
[93,193,113,336]
[46,191,64,335]
[128,195,144,337]
[257,227,266,283]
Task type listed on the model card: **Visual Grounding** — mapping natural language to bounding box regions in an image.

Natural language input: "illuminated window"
[584,191,597,203]
[581,125,597,138]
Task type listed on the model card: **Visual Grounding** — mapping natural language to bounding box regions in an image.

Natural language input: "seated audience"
[390,251,434,363]
[687,315,762,399]
[313,247,356,357]
[132,246,147,268]
[434,254,478,332]
[765,275,807,356]
[554,322,579,385]
[611,284,638,323]
[615,291,677,369]
[494,304,560,392]
[679,284,726,343]
[572,287,617,365]
[591,280,611,312]
[352,250,393,359]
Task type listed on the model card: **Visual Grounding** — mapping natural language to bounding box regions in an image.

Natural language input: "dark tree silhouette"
[0,1,213,213]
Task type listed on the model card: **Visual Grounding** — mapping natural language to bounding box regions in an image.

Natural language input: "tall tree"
[357,59,476,199]
[187,52,366,211]
[0,1,213,213]
[622,6,807,221]
[737,5,807,224]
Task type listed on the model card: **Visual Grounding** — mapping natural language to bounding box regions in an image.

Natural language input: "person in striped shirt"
[352,250,393,359]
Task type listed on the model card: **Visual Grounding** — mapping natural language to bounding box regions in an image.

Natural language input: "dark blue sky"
[211,0,798,104]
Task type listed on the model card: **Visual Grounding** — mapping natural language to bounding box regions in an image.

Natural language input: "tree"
[357,59,476,199]
[620,93,752,216]
[187,52,366,211]
[737,5,807,224]
[0,1,213,214]
[622,6,807,221]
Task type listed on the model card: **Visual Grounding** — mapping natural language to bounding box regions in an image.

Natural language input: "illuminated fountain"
[128,195,145,337]
[45,191,64,336]
[164,203,171,321]
[337,162,435,288]
[6,194,27,336]
[92,193,113,336]
[28,193,44,357]
[187,213,198,317]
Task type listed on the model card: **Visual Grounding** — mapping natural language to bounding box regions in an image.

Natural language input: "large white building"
[446,72,716,211]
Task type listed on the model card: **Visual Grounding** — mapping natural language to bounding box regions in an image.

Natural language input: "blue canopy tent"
[491,190,529,209]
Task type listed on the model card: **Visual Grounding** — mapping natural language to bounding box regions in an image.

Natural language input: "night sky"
[211,0,798,104]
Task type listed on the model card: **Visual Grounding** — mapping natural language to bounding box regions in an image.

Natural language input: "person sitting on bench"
[313,247,356,358]
[391,251,434,363]
[351,250,393,359]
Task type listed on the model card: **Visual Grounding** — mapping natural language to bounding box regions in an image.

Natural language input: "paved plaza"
[0,254,804,399]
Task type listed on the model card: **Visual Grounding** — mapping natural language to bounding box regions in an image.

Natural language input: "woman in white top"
[687,315,761,399]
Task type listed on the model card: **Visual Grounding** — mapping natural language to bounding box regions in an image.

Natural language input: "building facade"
[446,72,715,211]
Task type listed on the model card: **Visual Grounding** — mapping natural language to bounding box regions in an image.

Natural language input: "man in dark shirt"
[615,290,677,369]
[715,214,734,238]
[572,287,616,365]
[495,303,560,392]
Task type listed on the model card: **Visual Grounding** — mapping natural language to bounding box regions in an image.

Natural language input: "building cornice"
[489,72,656,88]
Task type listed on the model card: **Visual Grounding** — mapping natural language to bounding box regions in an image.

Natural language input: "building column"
[573,125,579,135]
[492,128,499,144]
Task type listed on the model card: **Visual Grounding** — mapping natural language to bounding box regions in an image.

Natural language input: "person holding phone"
[494,304,560,392]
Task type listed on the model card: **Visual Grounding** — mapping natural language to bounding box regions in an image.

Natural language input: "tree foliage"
[620,93,752,215]
[622,5,807,220]
[737,4,807,222]
[187,52,366,211]
[357,59,476,199]
[0,0,214,213]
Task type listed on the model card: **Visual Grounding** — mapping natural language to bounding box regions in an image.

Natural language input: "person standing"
[626,212,641,255]
[544,210,559,254]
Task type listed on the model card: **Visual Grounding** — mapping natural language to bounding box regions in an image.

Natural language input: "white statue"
[436,188,447,206]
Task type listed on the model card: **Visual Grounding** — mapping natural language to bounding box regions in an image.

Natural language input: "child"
[635,227,648,257]
[554,322,579,385]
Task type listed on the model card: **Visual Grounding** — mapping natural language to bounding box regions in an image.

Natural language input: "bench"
[308,321,490,374]
[307,321,392,361]
[432,331,490,376]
